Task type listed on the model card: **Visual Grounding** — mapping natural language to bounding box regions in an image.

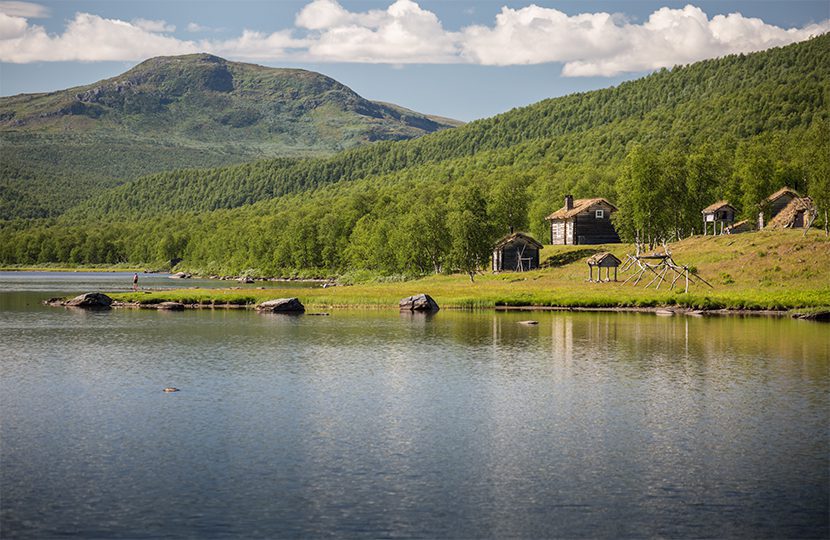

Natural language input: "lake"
[1,273,828,538]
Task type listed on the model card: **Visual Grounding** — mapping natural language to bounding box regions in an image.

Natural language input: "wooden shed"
[492,232,543,272]
[586,252,622,282]
[701,201,736,235]
[546,195,621,245]
[758,187,800,229]
[767,196,816,230]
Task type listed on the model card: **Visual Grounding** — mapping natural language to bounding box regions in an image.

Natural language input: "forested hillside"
[1,35,828,277]
[0,54,459,219]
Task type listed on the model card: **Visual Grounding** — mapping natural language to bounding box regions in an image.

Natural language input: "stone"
[157,302,185,311]
[64,292,113,308]
[163,387,180,393]
[169,272,192,279]
[518,320,539,325]
[257,298,305,313]
[238,276,254,283]
[399,294,439,312]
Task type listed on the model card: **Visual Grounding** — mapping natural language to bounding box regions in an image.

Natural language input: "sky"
[0,1,828,121]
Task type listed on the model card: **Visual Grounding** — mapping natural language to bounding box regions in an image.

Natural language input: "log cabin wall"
[574,203,621,245]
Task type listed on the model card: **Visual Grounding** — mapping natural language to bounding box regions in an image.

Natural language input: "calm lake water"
[1,273,828,538]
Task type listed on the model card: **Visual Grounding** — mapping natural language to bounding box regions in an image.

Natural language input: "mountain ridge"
[0,53,460,219]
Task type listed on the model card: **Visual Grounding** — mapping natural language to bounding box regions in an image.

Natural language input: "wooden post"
[685,268,689,294]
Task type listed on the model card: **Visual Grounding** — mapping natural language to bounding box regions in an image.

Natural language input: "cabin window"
[595,209,604,219]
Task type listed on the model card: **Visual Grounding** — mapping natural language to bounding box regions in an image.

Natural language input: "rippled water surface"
[1,274,828,538]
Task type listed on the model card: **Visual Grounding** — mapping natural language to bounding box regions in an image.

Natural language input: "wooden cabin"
[546,195,620,245]
[758,187,800,229]
[701,201,736,235]
[586,252,621,282]
[492,232,543,272]
[767,196,816,230]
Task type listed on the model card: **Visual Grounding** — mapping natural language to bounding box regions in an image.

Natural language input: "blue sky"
[1,1,827,121]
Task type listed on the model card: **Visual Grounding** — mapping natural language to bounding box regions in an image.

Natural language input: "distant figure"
[132,273,139,291]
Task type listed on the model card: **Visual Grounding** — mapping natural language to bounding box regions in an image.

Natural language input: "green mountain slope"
[0,54,460,219]
[63,34,829,222]
[1,35,827,276]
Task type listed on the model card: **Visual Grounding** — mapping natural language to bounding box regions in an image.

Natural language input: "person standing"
[132,273,139,291]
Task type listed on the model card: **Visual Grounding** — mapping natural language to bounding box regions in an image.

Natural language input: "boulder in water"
[157,302,185,311]
[257,298,305,313]
[64,292,113,309]
[399,294,439,312]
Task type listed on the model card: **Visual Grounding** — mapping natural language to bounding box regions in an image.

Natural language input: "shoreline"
[98,300,827,320]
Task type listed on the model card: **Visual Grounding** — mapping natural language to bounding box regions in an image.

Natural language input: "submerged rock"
[64,292,113,309]
[157,302,185,311]
[257,298,305,313]
[163,387,180,393]
[169,272,192,279]
[399,294,439,312]
[518,320,539,325]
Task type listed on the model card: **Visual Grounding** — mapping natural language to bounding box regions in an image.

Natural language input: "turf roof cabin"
[546,195,620,245]
[701,201,737,235]
[758,187,800,229]
[492,233,543,272]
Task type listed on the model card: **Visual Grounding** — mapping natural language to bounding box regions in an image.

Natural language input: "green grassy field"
[105,230,830,311]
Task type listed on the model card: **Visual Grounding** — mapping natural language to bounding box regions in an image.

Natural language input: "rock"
[257,298,305,313]
[64,292,113,308]
[655,309,674,316]
[399,294,440,312]
[238,276,254,283]
[793,310,830,322]
[157,302,185,311]
[163,387,180,393]
[518,320,539,325]
[43,297,65,306]
[169,272,192,279]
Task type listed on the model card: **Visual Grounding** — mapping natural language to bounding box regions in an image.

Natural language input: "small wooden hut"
[701,201,736,235]
[492,232,543,272]
[767,196,816,230]
[587,252,621,282]
[758,187,800,229]
[546,195,620,245]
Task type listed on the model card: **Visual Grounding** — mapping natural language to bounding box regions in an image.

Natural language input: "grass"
[105,230,830,312]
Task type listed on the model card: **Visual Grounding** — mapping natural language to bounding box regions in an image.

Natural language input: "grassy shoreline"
[25,231,830,312]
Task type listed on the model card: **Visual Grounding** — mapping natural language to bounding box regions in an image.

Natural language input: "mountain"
[0,54,461,219]
[1,35,827,275]
[62,34,828,222]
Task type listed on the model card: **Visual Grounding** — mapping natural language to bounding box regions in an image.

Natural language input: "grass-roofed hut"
[586,252,622,282]
[546,195,620,245]
[492,232,543,272]
[758,187,800,229]
[701,201,736,235]
[767,196,816,230]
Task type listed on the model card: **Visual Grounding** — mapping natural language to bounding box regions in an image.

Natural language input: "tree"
[446,183,493,282]
[488,171,531,235]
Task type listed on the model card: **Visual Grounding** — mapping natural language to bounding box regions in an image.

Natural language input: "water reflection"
[1,291,828,539]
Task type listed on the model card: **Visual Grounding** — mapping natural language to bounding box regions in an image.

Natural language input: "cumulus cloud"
[296,0,457,63]
[0,1,48,18]
[461,4,830,76]
[0,13,197,62]
[0,1,827,76]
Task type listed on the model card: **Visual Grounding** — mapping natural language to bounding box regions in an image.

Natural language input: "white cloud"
[0,1,827,77]
[297,0,458,63]
[0,1,48,18]
[132,18,175,33]
[460,4,830,76]
[0,13,197,62]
